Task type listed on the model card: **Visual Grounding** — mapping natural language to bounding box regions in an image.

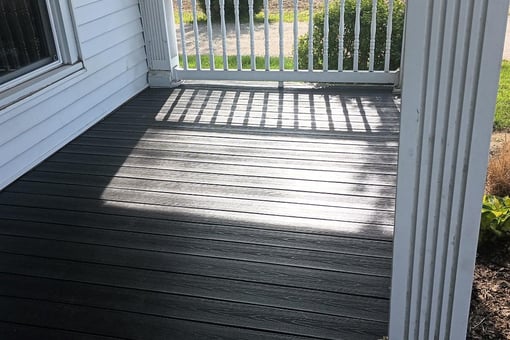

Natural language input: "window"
[0,0,59,85]
[0,0,81,97]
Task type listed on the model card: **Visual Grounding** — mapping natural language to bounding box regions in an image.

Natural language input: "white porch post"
[139,0,181,87]
[390,0,508,339]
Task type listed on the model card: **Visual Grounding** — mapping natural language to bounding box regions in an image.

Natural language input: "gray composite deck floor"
[0,84,400,340]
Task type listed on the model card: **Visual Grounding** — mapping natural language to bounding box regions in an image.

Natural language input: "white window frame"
[0,0,82,108]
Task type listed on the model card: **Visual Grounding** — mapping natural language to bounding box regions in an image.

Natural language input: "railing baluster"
[338,0,345,71]
[249,0,255,71]
[220,0,228,70]
[293,0,298,71]
[279,0,284,71]
[353,0,361,71]
[191,0,201,70]
[234,0,242,71]
[308,0,314,70]
[369,0,377,71]
[177,0,188,70]
[323,0,329,71]
[205,0,215,70]
[264,0,269,71]
[384,0,394,72]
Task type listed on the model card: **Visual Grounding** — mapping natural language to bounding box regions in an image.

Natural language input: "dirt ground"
[490,132,509,156]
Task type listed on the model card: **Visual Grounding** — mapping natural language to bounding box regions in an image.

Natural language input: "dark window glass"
[0,0,57,85]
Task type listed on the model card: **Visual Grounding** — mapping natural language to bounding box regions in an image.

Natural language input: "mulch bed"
[468,248,510,339]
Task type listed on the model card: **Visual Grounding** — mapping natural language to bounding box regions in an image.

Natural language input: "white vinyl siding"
[0,0,148,189]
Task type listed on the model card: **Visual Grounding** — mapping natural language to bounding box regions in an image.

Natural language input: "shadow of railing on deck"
[110,85,399,135]
[79,84,400,238]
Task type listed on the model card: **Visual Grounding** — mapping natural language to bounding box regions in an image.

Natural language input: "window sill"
[0,63,85,111]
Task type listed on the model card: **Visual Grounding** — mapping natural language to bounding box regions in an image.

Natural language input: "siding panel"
[74,0,139,26]
[81,19,144,59]
[0,60,147,167]
[0,1,148,190]
[79,5,141,43]
[0,47,146,150]
[0,75,148,189]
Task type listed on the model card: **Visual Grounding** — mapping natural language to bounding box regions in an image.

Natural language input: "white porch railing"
[171,0,401,84]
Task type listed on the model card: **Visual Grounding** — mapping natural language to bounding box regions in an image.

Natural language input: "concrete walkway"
[177,21,308,58]
[504,15,510,60]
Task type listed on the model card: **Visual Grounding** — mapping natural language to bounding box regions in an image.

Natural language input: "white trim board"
[390,0,509,339]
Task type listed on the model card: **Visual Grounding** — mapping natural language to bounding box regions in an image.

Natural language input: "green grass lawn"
[175,10,309,24]
[183,54,294,70]
[176,11,207,24]
[494,60,510,131]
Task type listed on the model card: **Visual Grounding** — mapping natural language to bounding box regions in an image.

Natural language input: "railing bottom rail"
[176,69,398,84]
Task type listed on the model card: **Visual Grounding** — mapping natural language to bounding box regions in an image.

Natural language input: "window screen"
[0,0,58,85]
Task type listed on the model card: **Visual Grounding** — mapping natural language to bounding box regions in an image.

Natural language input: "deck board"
[0,252,388,320]
[0,206,393,257]
[71,136,398,164]
[0,85,399,339]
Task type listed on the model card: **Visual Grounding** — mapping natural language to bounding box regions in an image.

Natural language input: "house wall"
[0,0,148,190]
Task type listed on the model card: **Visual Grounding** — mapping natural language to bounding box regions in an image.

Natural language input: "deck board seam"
[0,295,336,340]
[0,233,393,278]
[0,217,393,259]
[93,121,400,139]
[14,178,397,213]
[0,250,390,299]
[0,320,128,340]
[55,149,400,171]
[41,157,400,176]
[2,189,396,227]
[0,205,394,242]
[43,160,399,188]
[71,138,401,159]
[0,203,394,240]
[91,123,401,143]
[88,126,402,147]
[77,134,400,155]
[0,271,390,324]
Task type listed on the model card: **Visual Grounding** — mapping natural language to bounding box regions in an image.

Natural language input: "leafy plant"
[479,195,510,250]
[197,0,264,22]
[297,0,405,71]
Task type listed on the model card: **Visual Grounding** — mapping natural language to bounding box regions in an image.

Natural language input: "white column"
[139,0,181,87]
[390,0,509,339]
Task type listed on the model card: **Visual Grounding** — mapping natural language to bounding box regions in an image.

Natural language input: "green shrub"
[479,195,510,250]
[197,0,264,22]
[298,0,405,71]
